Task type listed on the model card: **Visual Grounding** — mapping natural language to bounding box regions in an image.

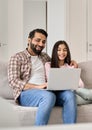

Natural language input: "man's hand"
[70,60,78,68]
[38,83,47,89]
[23,83,47,90]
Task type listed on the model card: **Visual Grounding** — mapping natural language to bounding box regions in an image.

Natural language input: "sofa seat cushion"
[8,100,63,125]
[77,104,92,123]
[7,98,92,126]
[7,100,37,126]
[0,97,20,127]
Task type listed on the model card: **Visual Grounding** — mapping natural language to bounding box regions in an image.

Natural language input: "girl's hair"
[51,40,71,68]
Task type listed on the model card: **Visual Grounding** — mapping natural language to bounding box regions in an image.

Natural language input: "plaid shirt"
[8,49,51,101]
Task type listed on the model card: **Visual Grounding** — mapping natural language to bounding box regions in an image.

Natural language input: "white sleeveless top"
[28,56,45,85]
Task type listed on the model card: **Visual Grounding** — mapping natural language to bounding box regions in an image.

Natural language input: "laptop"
[46,68,81,90]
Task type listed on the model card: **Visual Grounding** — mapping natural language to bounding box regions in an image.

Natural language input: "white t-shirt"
[28,56,45,85]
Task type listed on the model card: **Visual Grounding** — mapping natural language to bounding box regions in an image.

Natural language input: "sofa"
[0,60,92,126]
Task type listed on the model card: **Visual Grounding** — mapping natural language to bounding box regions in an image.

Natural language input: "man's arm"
[8,56,26,91]
[23,83,47,90]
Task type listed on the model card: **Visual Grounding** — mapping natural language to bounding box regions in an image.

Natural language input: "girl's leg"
[55,90,77,124]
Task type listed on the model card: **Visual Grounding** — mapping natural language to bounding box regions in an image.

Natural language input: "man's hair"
[28,28,48,39]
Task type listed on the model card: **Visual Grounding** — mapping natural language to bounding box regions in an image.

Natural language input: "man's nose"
[39,41,44,46]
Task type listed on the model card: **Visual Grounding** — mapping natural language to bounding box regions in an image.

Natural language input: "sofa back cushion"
[0,60,92,99]
[0,61,13,99]
[78,60,92,89]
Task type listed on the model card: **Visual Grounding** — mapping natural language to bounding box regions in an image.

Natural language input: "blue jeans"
[18,89,77,125]
[54,90,77,124]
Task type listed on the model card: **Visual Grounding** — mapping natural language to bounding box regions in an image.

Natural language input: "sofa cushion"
[8,99,92,126]
[8,100,37,126]
[76,88,92,101]
[0,97,20,127]
[78,61,92,89]
[0,61,13,99]
[76,94,92,105]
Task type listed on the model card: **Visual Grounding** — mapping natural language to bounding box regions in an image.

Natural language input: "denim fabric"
[19,89,56,125]
[19,89,77,125]
[54,90,77,124]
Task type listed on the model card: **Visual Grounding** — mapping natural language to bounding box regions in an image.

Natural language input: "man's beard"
[30,42,44,55]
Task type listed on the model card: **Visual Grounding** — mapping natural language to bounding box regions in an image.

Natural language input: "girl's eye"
[58,49,61,51]
[64,49,67,51]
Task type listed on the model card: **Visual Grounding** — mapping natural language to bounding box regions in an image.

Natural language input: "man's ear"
[27,38,31,46]
[28,38,31,43]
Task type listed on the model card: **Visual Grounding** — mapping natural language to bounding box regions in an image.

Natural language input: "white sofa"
[2,123,92,130]
[0,61,92,126]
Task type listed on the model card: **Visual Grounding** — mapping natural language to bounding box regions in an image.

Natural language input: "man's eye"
[35,39,40,42]
[42,41,46,44]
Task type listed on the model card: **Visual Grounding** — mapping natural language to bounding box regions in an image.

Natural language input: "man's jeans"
[19,89,77,125]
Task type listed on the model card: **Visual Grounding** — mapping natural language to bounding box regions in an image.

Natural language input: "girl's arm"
[79,78,84,88]
[45,62,51,81]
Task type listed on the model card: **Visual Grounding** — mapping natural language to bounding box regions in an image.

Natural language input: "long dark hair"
[51,40,71,68]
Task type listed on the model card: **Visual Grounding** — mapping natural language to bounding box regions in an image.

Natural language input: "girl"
[45,40,84,88]
[44,40,82,124]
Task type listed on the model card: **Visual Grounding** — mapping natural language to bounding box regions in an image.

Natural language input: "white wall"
[47,0,66,56]
[1,0,89,62]
[66,0,87,62]
[0,0,47,61]
[0,0,8,61]
[8,0,23,59]
[23,0,46,49]
[0,0,66,61]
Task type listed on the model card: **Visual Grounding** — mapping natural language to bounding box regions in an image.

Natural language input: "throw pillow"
[75,88,92,101]
[76,94,92,105]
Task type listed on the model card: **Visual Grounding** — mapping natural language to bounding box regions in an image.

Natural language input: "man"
[8,28,77,125]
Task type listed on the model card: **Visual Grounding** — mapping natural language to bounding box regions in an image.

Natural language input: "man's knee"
[42,91,56,106]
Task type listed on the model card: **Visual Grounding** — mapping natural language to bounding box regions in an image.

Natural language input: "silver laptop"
[46,68,81,90]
